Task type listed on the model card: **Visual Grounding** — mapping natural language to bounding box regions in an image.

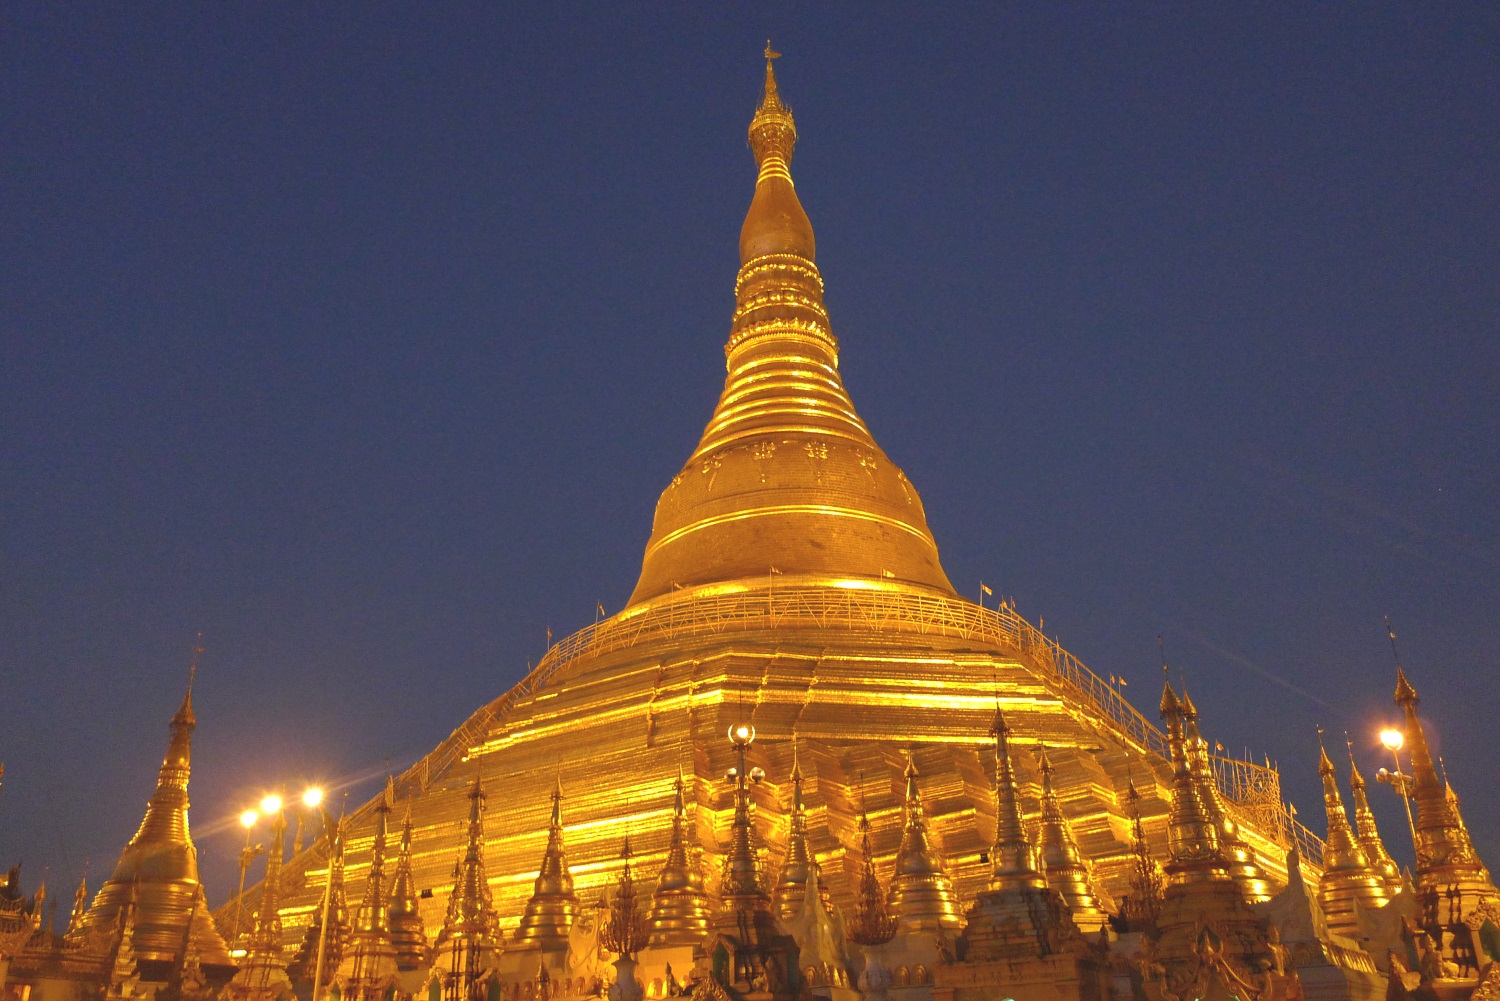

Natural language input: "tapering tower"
[626,45,954,605]
[387,812,428,972]
[885,754,962,935]
[286,810,349,989]
[772,752,827,923]
[1345,742,1401,894]
[1120,779,1163,928]
[1151,679,1270,985]
[1391,668,1495,909]
[1034,745,1111,931]
[848,797,896,946]
[80,678,233,975]
[248,49,1313,965]
[335,779,399,999]
[647,768,711,948]
[1313,736,1388,942]
[434,772,501,1001]
[513,779,578,951]
[227,812,293,999]
[944,710,1096,986]
[987,710,1043,892]
[1182,692,1271,902]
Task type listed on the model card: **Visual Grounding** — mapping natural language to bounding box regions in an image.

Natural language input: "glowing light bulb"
[1379,729,1404,751]
[302,788,324,808]
[259,794,283,814]
[240,810,258,828]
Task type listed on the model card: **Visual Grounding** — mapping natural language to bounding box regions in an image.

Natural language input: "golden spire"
[228,812,295,999]
[81,671,232,969]
[1034,745,1110,928]
[885,753,962,933]
[336,781,401,1000]
[647,766,711,947]
[249,813,287,962]
[514,775,579,950]
[718,725,770,918]
[1313,734,1388,939]
[773,750,828,922]
[1345,738,1401,891]
[355,778,395,937]
[288,809,349,988]
[1390,665,1494,894]
[988,709,1043,890]
[434,771,500,994]
[65,873,89,940]
[848,795,896,946]
[600,836,649,959]
[1121,779,1163,926]
[626,47,953,605]
[386,810,427,971]
[1158,678,1228,881]
[1181,690,1270,901]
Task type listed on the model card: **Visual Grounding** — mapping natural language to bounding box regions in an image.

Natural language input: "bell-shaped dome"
[627,50,954,606]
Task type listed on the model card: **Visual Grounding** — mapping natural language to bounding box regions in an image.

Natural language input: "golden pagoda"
[1346,738,1403,895]
[1392,668,1495,909]
[885,755,963,936]
[1312,736,1389,944]
[240,48,1326,996]
[647,768,712,950]
[387,811,429,973]
[80,678,234,982]
[1033,745,1111,932]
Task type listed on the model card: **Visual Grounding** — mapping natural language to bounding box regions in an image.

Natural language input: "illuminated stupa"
[245,49,1331,989]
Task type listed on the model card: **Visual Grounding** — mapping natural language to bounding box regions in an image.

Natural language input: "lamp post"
[232,809,264,952]
[1379,728,1420,863]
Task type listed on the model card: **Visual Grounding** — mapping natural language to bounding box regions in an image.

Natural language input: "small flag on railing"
[1110,674,1117,685]
[1119,676,1128,687]
[546,627,552,646]
[597,601,606,618]
[980,583,993,596]
[769,566,782,575]
[881,569,895,578]
[1215,741,1224,752]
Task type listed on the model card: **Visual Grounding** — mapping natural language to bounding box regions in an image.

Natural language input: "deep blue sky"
[3,6,1497,901]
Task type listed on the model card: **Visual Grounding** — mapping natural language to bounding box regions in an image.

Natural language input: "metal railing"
[261,580,1323,898]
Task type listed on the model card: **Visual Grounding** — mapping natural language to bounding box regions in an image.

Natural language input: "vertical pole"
[1391,746,1420,867]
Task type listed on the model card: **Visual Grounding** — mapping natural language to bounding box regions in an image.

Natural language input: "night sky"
[3,7,1497,902]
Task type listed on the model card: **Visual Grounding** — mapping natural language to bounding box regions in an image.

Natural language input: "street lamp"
[1377,727,1420,863]
[232,809,264,951]
[303,787,324,808]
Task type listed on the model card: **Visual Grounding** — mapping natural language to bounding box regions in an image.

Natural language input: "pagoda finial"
[1313,730,1389,938]
[649,766,711,948]
[774,745,823,922]
[1035,744,1110,925]
[742,43,808,260]
[1159,676,1226,879]
[719,723,769,914]
[1122,779,1163,926]
[849,796,896,945]
[354,781,394,936]
[387,810,426,971]
[989,710,1043,889]
[514,772,578,949]
[887,751,963,934]
[432,765,499,991]
[66,871,89,938]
